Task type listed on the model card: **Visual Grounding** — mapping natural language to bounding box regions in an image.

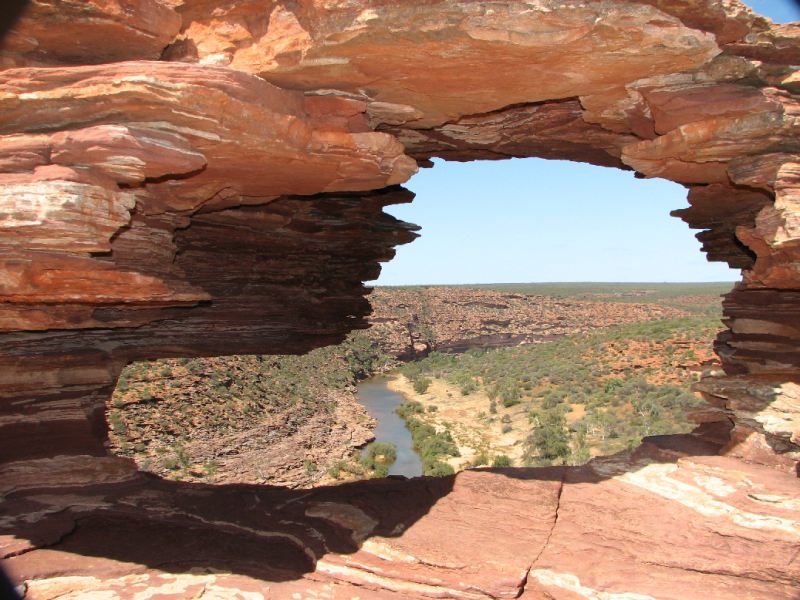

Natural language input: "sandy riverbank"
[386,374,532,469]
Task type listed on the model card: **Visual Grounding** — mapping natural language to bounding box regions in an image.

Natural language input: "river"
[356,376,422,477]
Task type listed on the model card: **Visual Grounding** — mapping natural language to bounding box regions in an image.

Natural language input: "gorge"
[1,1,799,598]
[357,377,422,478]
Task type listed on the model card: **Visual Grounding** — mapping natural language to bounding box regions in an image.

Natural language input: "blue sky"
[746,0,800,22]
[373,1,798,286]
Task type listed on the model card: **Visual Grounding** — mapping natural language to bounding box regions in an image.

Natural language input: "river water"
[356,377,423,477]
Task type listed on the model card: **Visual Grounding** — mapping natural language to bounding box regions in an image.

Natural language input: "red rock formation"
[366,286,691,358]
[0,0,798,597]
[3,435,799,599]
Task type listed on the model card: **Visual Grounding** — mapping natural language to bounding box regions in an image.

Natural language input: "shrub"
[328,460,346,479]
[413,377,432,394]
[396,400,424,419]
[396,407,459,475]
[173,445,190,468]
[471,451,489,467]
[328,459,366,480]
[424,460,455,477]
[542,390,563,409]
[492,454,512,467]
[500,384,522,407]
[361,442,397,477]
[108,413,126,435]
[362,442,397,466]
[525,408,570,464]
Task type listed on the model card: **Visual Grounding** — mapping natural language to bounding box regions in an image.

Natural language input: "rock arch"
[0,1,798,597]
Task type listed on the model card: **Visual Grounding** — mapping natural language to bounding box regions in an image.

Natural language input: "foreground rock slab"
[1,0,799,463]
[2,437,797,599]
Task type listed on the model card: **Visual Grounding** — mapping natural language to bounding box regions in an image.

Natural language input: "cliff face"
[1,1,799,598]
[366,286,694,357]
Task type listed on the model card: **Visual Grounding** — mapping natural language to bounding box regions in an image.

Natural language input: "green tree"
[361,441,398,477]
[424,460,454,476]
[525,409,569,464]
[413,377,432,394]
[492,454,512,467]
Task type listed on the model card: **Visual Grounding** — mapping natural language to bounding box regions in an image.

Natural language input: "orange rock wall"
[2,0,798,467]
[0,2,799,597]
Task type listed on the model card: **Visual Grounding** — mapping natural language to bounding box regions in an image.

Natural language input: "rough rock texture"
[367,286,690,358]
[2,435,798,599]
[1,0,799,597]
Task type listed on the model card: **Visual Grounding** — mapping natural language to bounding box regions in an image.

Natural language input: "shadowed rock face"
[1,0,799,598]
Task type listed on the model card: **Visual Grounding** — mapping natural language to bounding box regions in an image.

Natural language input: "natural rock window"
[105,156,737,488]
[2,1,799,598]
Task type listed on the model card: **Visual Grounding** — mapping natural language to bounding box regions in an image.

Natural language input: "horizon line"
[369,280,738,287]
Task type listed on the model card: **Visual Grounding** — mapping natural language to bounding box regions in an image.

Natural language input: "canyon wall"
[1,1,798,598]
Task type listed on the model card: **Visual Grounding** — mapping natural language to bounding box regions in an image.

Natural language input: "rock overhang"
[0,1,799,597]
[0,0,798,465]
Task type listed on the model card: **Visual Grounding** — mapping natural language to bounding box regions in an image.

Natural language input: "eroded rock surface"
[367,286,690,357]
[2,435,798,599]
[1,0,799,597]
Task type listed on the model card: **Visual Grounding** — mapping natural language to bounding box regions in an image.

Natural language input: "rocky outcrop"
[105,349,381,487]
[3,434,798,599]
[1,0,799,597]
[103,285,719,487]
[367,286,693,357]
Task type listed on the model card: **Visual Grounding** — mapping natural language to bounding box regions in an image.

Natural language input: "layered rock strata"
[1,0,799,597]
[367,286,692,357]
[3,435,799,599]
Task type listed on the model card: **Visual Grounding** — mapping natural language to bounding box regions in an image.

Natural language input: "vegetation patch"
[107,331,395,483]
[360,441,398,477]
[106,284,725,485]
[396,401,460,476]
[394,314,720,467]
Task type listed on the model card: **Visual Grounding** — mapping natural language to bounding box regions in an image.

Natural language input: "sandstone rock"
[526,441,800,599]
[716,287,800,375]
[640,83,783,135]
[366,286,691,359]
[634,0,769,45]
[0,0,182,67]
[0,62,417,204]
[671,184,771,269]
[386,99,638,169]
[3,441,798,599]
[0,59,418,340]
[173,0,721,128]
[695,374,800,465]
[1,0,800,597]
